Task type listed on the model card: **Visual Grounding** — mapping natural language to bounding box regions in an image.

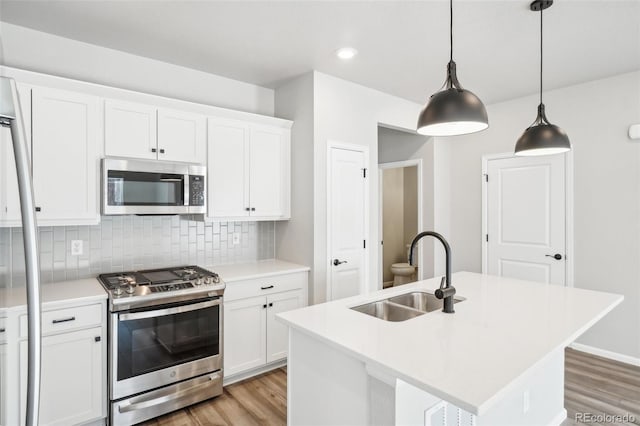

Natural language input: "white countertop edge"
[223,266,310,283]
[277,278,624,416]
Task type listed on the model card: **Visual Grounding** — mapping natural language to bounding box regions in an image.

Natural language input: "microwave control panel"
[189,175,205,206]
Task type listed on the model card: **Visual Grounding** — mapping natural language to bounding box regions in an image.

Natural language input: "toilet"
[390,244,417,286]
[390,263,416,286]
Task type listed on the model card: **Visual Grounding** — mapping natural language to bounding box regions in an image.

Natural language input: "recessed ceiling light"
[336,47,358,60]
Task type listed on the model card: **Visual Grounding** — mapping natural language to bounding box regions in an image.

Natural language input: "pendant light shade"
[417,0,488,136]
[515,0,571,156]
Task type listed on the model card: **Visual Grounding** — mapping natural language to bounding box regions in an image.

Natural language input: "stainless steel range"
[98,266,225,425]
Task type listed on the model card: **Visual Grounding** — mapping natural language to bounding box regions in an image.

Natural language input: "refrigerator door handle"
[0,76,42,426]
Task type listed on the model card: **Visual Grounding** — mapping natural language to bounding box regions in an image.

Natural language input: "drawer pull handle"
[52,316,76,324]
[0,328,5,333]
[95,336,101,342]
[261,285,274,290]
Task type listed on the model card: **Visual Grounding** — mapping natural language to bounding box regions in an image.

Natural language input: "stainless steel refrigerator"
[0,76,43,425]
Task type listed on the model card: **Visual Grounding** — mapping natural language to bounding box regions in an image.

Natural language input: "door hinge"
[484,174,488,182]
[485,234,489,242]
[363,240,366,249]
[362,168,367,178]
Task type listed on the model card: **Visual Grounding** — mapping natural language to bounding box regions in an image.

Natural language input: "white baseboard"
[223,359,287,386]
[570,342,640,367]
[549,409,567,426]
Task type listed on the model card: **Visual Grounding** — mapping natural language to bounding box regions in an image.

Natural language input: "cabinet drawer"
[224,272,307,302]
[0,317,6,343]
[20,303,103,338]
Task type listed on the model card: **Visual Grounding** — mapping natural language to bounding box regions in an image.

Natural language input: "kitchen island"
[276,272,622,426]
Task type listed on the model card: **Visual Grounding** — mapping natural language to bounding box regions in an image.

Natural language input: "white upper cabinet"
[104,100,157,160]
[208,118,291,221]
[157,108,206,163]
[0,84,30,227]
[208,118,250,218]
[105,101,206,164]
[31,87,101,225]
[249,125,289,218]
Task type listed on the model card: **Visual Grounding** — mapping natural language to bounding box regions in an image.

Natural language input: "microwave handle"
[119,298,220,322]
[184,175,190,206]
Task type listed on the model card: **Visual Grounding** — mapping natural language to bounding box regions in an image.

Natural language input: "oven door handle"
[117,372,221,414]
[119,298,220,321]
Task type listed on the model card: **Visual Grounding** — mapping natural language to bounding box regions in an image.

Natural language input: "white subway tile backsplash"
[0,216,275,288]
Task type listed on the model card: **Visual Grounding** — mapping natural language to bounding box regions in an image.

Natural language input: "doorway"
[379,160,423,288]
[327,142,369,301]
[482,153,572,286]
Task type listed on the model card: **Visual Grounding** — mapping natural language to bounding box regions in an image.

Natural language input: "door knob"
[545,254,563,260]
[333,259,347,266]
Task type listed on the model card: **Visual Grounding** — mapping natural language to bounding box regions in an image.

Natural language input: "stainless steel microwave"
[102,158,206,215]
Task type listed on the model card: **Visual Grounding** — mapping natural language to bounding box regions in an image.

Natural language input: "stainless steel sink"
[387,291,464,313]
[351,300,425,322]
[350,291,465,321]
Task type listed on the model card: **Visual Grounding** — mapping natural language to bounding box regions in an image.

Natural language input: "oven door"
[111,297,222,400]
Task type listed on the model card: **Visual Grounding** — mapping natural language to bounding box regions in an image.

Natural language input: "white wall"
[313,72,424,303]
[274,73,316,303]
[0,22,274,115]
[442,71,640,360]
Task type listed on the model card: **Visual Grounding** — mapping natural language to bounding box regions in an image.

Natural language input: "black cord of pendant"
[450,0,453,62]
[539,7,543,106]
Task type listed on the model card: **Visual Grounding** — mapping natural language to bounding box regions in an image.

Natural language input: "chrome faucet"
[409,231,456,313]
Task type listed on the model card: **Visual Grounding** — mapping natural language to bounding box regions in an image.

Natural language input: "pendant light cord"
[450,0,454,62]
[539,7,543,105]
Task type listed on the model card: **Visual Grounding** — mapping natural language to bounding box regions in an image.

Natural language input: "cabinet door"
[0,343,5,426]
[249,124,290,218]
[266,289,304,363]
[207,117,250,219]
[31,87,100,225]
[104,99,157,160]
[157,108,206,163]
[0,84,31,226]
[20,327,104,426]
[223,295,266,376]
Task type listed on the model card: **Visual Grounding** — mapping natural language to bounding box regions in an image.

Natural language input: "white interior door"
[486,154,566,285]
[328,145,367,300]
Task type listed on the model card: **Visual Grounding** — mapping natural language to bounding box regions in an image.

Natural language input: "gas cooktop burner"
[98,266,223,307]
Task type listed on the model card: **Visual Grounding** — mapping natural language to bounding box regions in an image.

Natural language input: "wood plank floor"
[143,349,640,425]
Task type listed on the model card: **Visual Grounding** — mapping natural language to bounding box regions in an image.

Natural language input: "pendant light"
[417,0,488,136]
[515,0,570,156]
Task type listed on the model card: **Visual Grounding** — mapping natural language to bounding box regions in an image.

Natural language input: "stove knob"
[113,287,123,296]
[195,278,203,286]
[204,276,213,285]
[125,285,136,294]
[212,275,220,284]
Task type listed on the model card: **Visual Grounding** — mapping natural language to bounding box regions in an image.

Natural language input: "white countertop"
[277,271,623,415]
[211,259,310,283]
[0,278,107,313]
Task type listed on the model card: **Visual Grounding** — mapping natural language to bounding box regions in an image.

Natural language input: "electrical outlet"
[523,390,530,414]
[71,240,83,256]
[232,233,240,245]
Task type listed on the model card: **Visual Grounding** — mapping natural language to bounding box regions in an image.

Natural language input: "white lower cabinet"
[266,290,305,363]
[224,295,268,376]
[19,327,104,426]
[3,300,106,426]
[223,271,307,379]
[0,343,6,426]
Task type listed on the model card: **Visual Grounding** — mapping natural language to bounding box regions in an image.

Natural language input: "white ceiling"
[1,0,639,104]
